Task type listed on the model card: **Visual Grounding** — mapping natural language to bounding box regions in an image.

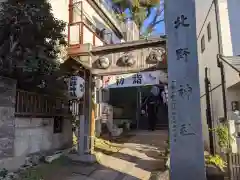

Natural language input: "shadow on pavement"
[95,147,166,172]
[100,130,168,151]
[125,130,168,150]
[26,156,141,180]
[67,160,141,180]
[80,130,168,180]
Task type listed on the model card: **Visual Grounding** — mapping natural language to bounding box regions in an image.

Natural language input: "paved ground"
[66,130,169,180]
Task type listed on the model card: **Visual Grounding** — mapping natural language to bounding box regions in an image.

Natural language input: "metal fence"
[15,89,70,117]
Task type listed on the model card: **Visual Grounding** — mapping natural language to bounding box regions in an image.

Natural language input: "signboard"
[165,0,206,179]
[68,76,85,99]
[102,70,167,89]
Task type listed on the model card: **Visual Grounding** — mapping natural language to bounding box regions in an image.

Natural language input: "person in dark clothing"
[146,95,157,131]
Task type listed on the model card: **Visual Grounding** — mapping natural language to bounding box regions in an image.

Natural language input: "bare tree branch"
[145,4,164,34]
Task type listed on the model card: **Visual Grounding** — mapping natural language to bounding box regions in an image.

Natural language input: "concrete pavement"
[67,130,168,180]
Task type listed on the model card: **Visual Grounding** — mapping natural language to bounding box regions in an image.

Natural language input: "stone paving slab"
[71,165,97,176]
[97,152,135,173]
[66,130,168,180]
[126,165,151,179]
[67,174,95,180]
[121,175,140,180]
[89,168,120,180]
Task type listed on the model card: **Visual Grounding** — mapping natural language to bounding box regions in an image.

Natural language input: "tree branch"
[145,5,164,34]
[152,18,164,26]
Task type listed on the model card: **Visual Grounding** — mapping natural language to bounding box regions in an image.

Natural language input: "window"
[201,35,205,53]
[207,23,211,41]
[53,116,63,133]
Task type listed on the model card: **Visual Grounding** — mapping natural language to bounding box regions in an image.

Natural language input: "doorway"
[108,87,138,129]
[138,85,168,130]
[106,85,168,130]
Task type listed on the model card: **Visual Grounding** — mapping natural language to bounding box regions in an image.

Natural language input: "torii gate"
[63,0,206,178]
[63,37,167,162]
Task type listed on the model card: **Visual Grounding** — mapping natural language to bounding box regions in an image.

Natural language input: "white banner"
[102,70,167,88]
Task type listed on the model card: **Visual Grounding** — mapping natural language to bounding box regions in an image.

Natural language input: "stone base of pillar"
[68,153,97,164]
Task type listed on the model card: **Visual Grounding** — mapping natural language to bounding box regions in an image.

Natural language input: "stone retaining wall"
[0,77,16,158]
[0,76,72,171]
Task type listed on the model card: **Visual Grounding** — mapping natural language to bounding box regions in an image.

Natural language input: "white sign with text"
[102,70,167,89]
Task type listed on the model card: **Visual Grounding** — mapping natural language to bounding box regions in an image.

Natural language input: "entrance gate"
[63,37,167,163]
[101,70,168,130]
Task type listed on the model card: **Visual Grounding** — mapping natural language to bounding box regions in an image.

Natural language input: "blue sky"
[142,6,165,36]
[124,4,165,36]
[112,0,165,36]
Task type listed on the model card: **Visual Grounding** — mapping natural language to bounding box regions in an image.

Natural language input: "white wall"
[95,36,104,46]
[49,0,69,35]
[196,0,234,149]
[196,0,240,151]
[195,0,214,35]
[83,26,93,44]
[0,117,72,171]
[196,0,238,88]
[216,0,240,88]
[14,117,72,157]
[197,3,221,148]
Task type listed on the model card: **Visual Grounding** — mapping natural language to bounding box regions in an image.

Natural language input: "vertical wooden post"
[165,0,206,179]
[137,87,141,129]
[78,69,86,155]
[89,72,95,154]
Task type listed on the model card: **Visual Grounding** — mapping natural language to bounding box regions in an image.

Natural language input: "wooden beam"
[91,37,166,55]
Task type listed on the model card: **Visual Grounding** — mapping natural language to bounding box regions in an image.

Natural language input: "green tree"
[112,0,164,35]
[0,0,67,94]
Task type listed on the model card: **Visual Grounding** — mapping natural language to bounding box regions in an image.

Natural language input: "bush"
[165,139,227,172]
[210,124,233,149]
[205,154,227,172]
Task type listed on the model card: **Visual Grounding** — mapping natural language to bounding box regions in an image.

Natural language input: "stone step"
[155,124,168,130]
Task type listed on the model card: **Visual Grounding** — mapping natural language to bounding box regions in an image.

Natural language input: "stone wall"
[0,116,72,171]
[14,117,72,157]
[0,76,73,171]
[0,77,16,158]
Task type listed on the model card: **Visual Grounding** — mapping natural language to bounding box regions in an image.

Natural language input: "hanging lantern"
[68,76,85,99]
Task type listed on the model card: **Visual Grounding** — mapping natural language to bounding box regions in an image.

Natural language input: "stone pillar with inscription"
[165,0,206,180]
